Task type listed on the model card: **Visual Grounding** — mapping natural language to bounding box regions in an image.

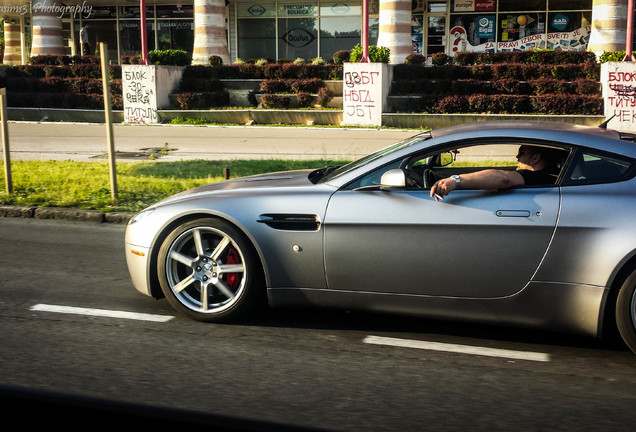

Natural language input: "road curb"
[0,205,133,224]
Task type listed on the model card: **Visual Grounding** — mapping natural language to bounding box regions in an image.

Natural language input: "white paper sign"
[602,62,636,133]
[122,65,158,124]
[342,62,390,127]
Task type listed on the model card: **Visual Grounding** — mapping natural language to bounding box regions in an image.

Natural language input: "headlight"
[129,209,155,225]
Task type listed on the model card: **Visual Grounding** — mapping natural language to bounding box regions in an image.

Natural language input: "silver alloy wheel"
[165,226,247,314]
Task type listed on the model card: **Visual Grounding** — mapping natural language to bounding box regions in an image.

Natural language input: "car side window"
[564,150,634,185]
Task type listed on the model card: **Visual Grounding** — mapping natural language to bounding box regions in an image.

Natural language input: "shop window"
[155,5,194,19]
[451,14,495,48]
[498,13,545,43]
[119,21,156,56]
[237,19,276,60]
[277,2,318,60]
[157,20,194,51]
[82,20,118,59]
[498,0,546,12]
[320,17,360,60]
[548,0,592,10]
[547,11,591,33]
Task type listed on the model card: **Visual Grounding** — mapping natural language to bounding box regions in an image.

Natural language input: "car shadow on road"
[239,306,628,354]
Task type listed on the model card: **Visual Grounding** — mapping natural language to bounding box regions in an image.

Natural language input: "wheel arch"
[147,211,268,300]
[600,251,636,339]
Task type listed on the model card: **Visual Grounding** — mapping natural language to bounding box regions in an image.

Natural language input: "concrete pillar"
[30,1,65,57]
[192,0,230,65]
[588,0,628,55]
[376,0,411,64]
[3,20,22,65]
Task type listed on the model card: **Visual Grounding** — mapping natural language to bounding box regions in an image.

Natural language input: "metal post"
[361,0,370,62]
[625,0,635,61]
[140,0,150,64]
[0,88,12,194]
[100,43,118,201]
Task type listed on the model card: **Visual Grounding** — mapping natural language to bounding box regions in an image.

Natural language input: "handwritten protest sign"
[601,62,636,133]
[342,63,390,127]
[122,65,158,124]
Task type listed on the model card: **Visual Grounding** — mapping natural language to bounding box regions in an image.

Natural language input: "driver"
[429,145,558,201]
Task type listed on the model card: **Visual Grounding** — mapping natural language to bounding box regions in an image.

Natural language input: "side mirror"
[380,169,406,190]
[440,152,454,166]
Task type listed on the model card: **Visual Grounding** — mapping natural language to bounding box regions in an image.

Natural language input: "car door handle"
[496,210,531,217]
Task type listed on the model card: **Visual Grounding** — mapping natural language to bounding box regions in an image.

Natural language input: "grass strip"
[0,159,349,213]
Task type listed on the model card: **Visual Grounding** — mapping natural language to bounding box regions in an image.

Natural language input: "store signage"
[331,3,350,14]
[477,16,494,38]
[247,4,266,16]
[475,0,495,11]
[454,0,474,12]
[552,13,569,31]
[281,3,316,16]
[282,28,316,47]
[454,0,494,12]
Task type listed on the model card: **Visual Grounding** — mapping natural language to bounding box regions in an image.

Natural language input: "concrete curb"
[0,205,134,224]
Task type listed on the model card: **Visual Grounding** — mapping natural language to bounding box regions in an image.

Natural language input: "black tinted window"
[565,151,634,185]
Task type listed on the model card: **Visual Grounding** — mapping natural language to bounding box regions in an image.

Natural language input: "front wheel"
[616,268,636,354]
[157,218,263,322]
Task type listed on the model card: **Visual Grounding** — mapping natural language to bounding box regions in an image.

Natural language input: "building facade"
[1,0,634,65]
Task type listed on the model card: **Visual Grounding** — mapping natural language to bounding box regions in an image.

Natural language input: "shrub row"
[392,94,603,115]
[182,63,343,81]
[258,87,335,109]
[6,92,123,110]
[393,62,600,81]
[4,76,122,95]
[259,78,325,94]
[391,78,599,96]
[3,63,121,80]
[175,91,230,109]
[452,50,597,66]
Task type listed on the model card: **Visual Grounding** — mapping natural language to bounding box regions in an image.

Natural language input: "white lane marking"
[30,304,174,323]
[364,335,550,362]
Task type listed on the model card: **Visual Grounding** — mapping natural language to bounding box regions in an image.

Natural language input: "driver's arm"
[430,169,525,201]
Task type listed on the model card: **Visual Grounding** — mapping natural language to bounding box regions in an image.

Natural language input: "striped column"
[192,0,230,65]
[376,0,412,64]
[30,1,65,57]
[3,20,22,65]
[588,0,628,55]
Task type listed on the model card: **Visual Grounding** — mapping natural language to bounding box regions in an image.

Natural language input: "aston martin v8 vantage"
[125,121,636,353]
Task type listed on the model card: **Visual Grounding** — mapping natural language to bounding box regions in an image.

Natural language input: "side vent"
[258,214,321,231]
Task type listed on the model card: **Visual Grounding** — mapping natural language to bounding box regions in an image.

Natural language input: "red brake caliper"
[225,247,241,291]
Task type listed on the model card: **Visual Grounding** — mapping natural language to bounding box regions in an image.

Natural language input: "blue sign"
[477,16,495,38]
[552,13,569,31]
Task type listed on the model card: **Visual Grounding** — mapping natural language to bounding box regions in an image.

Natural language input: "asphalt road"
[1,217,636,431]
[1,122,418,162]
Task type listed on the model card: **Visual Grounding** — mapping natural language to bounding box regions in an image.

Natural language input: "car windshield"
[313,132,431,184]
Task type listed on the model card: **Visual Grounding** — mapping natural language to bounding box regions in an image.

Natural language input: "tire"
[157,218,262,322]
[616,268,636,354]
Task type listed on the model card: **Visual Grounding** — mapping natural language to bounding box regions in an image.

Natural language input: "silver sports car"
[125,121,636,354]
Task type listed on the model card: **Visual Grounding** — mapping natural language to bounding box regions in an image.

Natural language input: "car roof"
[429,121,636,157]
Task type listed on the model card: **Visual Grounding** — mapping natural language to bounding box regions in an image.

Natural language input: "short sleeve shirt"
[517,169,557,186]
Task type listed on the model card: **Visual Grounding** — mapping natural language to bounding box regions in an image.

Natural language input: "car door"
[323,186,559,298]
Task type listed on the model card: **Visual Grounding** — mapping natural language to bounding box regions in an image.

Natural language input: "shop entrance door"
[425,15,446,55]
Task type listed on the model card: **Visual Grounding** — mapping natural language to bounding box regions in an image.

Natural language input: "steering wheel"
[423,169,437,189]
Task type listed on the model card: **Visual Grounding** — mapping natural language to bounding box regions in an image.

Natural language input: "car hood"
[153,169,317,206]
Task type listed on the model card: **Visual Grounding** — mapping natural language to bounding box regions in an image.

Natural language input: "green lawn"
[0,159,349,213]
